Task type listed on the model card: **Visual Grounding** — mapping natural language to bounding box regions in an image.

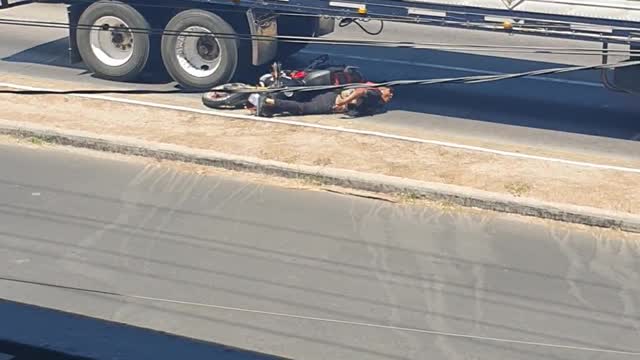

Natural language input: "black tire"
[202,83,253,109]
[76,1,150,81]
[161,10,238,90]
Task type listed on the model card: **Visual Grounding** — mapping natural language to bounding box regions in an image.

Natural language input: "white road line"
[302,50,603,88]
[1,81,639,174]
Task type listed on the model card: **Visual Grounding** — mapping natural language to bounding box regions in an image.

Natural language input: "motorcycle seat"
[302,70,332,86]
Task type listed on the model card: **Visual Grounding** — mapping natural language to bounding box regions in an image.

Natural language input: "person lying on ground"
[249,86,394,117]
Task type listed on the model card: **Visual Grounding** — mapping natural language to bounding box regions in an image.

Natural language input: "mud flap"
[246,9,278,66]
[67,4,84,64]
[611,45,640,93]
[316,16,335,37]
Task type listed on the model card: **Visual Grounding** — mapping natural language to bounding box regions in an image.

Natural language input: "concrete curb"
[2,121,639,233]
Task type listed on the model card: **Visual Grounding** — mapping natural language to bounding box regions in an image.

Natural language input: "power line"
[0,17,636,57]
[97,0,640,43]
[1,275,640,356]
[8,0,640,45]
[1,59,637,96]
[214,59,640,94]
[0,10,637,96]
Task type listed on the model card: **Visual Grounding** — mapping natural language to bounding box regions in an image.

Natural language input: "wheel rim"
[89,16,134,67]
[175,26,221,78]
[208,91,227,99]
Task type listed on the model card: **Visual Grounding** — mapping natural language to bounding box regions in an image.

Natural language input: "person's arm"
[335,88,367,107]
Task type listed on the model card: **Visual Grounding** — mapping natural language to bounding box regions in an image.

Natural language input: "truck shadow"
[4,37,640,142]
[1,37,173,85]
[2,37,83,69]
[290,48,640,142]
[388,84,640,140]
[0,299,285,360]
[2,36,269,86]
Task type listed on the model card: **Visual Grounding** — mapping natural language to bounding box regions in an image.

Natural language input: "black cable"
[4,0,638,44]
[219,59,640,95]
[2,275,640,356]
[55,0,640,35]
[0,275,121,297]
[0,6,638,96]
[339,18,384,36]
[3,59,639,95]
[57,0,424,32]
[0,88,200,94]
[9,0,639,43]
[0,17,637,56]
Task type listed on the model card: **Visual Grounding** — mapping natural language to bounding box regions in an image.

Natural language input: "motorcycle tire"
[202,83,253,109]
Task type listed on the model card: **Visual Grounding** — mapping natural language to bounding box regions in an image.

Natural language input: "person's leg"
[270,98,305,115]
[270,92,337,115]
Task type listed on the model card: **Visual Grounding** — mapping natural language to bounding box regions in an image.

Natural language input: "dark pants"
[272,92,338,115]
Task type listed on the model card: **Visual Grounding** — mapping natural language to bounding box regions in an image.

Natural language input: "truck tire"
[161,10,238,90]
[76,1,150,81]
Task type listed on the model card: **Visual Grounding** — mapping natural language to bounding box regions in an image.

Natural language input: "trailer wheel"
[76,1,150,81]
[161,10,238,90]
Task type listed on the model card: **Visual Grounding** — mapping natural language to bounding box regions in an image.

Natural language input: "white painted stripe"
[570,23,614,33]
[484,16,516,23]
[401,0,640,12]
[1,82,638,174]
[329,1,365,9]
[532,0,640,11]
[302,50,603,87]
[407,8,447,17]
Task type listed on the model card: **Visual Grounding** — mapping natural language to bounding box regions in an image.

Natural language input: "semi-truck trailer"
[3,0,640,91]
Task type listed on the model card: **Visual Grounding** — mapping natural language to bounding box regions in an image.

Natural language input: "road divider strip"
[1,120,639,233]
[1,81,639,174]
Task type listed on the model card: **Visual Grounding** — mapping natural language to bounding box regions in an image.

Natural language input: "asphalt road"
[1,144,639,360]
[1,299,281,360]
[0,4,640,160]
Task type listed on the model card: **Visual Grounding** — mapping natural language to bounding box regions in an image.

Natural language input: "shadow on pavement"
[291,48,640,141]
[0,299,286,360]
[4,37,640,141]
[387,84,640,140]
[2,37,82,69]
[1,36,270,86]
[2,37,174,85]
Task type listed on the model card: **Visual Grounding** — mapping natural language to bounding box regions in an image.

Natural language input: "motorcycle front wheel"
[202,83,254,109]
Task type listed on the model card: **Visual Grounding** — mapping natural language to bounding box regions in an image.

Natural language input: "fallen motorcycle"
[202,55,366,110]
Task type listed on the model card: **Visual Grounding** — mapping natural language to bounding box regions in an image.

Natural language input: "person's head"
[347,86,393,117]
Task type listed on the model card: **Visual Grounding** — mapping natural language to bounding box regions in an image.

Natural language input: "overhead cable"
[2,275,640,356]
[216,59,640,94]
[0,17,637,57]
[1,59,637,96]
[9,0,640,43]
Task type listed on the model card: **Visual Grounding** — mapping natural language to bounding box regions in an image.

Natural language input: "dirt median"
[1,72,639,215]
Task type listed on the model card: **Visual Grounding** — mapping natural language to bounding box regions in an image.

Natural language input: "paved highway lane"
[0,299,282,360]
[1,4,640,160]
[1,144,639,360]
